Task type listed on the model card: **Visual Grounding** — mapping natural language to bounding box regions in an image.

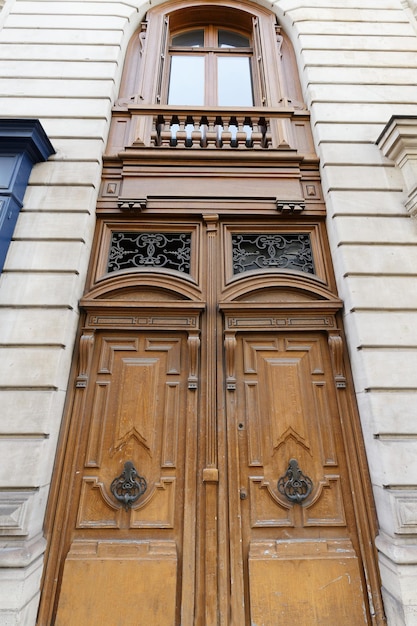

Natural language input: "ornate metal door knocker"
[110,460,147,510]
[277,458,313,504]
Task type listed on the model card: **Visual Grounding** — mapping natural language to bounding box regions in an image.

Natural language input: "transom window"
[167,25,254,106]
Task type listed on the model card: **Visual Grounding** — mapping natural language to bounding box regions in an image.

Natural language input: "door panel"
[55,540,178,625]
[249,539,366,625]
[42,215,382,625]
[54,331,189,626]
[232,332,369,624]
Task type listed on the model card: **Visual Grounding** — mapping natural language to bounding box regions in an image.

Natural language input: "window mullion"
[206,52,217,107]
[206,25,217,47]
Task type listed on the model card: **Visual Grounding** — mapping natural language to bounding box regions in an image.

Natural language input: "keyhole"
[238,422,244,430]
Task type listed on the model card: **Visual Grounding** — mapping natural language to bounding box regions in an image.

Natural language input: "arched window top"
[117,0,305,109]
[167,4,253,34]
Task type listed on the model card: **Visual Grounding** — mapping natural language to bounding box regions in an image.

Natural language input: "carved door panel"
[43,215,382,626]
[54,331,192,626]
[230,332,370,625]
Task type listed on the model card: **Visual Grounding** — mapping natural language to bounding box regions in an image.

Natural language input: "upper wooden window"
[167,25,254,106]
[151,4,270,106]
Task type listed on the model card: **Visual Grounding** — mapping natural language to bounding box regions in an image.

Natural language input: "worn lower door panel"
[249,538,367,625]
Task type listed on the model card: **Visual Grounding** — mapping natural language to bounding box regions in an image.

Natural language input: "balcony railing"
[152,113,270,149]
[109,104,314,155]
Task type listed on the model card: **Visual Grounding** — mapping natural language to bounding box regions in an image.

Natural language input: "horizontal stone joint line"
[0,386,58,391]
[364,386,417,392]
[0,434,49,441]
[0,305,74,310]
[2,269,80,275]
[374,433,417,440]
[0,344,66,349]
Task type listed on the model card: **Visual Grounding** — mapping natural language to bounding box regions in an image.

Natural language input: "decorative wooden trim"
[328,332,347,389]
[117,198,147,210]
[75,332,95,389]
[220,302,341,334]
[187,331,200,390]
[202,468,219,483]
[85,310,202,331]
[276,199,305,213]
[224,332,237,390]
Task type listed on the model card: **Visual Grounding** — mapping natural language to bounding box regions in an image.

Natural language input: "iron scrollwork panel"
[107,232,191,273]
[232,233,314,275]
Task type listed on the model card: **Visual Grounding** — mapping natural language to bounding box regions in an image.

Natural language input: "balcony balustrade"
[152,112,270,149]
[109,104,314,156]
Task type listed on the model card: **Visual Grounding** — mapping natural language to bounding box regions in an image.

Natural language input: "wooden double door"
[42,217,381,625]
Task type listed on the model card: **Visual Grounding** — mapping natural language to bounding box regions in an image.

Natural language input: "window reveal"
[232,233,315,275]
[107,232,191,273]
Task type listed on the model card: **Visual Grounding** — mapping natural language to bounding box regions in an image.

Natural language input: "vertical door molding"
[327,329,386,624]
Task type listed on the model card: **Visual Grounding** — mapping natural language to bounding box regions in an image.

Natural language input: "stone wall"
[0,0,416,623]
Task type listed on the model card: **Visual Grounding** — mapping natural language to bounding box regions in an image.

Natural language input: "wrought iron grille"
[232,233,314,275]
[107,232,191,273]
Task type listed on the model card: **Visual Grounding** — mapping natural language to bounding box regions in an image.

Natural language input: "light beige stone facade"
[1,0,417,623]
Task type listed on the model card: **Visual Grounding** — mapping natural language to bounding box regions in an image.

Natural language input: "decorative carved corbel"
[203,213,219,235]
[328,332,347,389]
[275,25,283,56]
[75,332,95,389]
[276,200,305,213]
[117,198,147,211]
[224,332,237,390]
[138,21,148,57]
[187,332,200,389]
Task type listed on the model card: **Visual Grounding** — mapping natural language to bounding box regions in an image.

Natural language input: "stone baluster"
[160,115,172,147]
[236,116,248,149]
[205,115,218,149]
[176,115,187,148]
[251,117,263,149]
[191,116,201,148]
[221,116,232,148]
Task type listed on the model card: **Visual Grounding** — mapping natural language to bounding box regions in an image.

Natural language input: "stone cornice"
[377,116,417,217]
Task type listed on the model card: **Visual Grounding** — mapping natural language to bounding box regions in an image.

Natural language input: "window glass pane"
[168,56,205,105]
[172,29,204,47]
[218,30,250,48]
[218,57,253,106]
